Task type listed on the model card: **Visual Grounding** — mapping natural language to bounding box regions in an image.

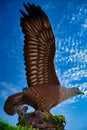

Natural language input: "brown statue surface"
[4,3,84,116]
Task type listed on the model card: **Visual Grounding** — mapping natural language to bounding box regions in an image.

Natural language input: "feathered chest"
[23,85,59,111]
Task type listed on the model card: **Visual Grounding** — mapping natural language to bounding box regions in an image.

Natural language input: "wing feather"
[20,3,60,87]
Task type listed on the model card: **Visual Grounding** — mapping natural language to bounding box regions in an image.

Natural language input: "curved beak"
[78,90,84,95]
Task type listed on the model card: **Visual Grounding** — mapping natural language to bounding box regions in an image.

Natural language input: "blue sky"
[0,0,87,130]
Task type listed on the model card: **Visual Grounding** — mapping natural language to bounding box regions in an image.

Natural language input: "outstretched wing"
[20,3,60,87]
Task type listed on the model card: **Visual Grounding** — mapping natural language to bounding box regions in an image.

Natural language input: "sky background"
[0,0,87,130]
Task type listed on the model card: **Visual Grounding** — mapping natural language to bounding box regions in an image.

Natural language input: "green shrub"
[0,118,39,130]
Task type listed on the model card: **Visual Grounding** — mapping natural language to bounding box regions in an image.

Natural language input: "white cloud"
[54,30,87,105]
[69,4,87,24]
[55,64,87,104]
[62,68,87,82]
[81,19,87,29]
[43,1,56,10]
[84,91,87,97]
[0,81,21,100]
[82,23,87,28]
[1,90,8,99]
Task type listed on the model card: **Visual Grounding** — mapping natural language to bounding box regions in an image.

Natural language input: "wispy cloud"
[54,2,87,106]
[43,1,56,10]
[0,81,21,100]
[68,3,87,24]
[81,19,87,29]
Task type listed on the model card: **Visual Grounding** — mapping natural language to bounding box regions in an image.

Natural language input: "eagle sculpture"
[4,3,84,115]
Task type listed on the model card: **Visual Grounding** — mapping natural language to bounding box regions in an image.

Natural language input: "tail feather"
[4,92,24,115]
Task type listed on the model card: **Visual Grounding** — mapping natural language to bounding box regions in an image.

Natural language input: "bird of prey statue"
[4,3,84,116]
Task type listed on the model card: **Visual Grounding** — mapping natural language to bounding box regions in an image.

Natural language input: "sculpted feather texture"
[4,3,84,116]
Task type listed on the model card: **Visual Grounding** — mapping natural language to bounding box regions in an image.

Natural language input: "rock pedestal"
[17,110,66,130]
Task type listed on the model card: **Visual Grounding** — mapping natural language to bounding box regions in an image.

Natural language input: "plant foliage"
[0,118,39,130]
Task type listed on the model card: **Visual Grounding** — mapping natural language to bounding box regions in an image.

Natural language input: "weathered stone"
[17,110,66,130]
